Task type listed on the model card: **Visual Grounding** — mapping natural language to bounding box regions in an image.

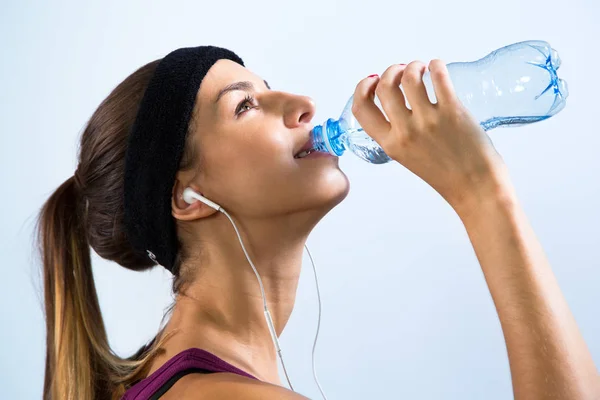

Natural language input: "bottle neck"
[311,119,345,156]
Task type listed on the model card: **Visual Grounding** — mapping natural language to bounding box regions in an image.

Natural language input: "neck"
[162,210,318,385]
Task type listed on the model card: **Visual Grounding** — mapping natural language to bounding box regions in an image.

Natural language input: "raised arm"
[454,180,600,399]
[351,60,600,399]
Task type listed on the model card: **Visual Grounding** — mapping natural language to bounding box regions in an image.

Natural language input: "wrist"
[451,173,518,224]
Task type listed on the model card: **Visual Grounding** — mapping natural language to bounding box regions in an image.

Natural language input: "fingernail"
[367,74,379,78]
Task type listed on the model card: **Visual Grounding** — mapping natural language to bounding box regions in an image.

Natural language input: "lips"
[294,137,315,159]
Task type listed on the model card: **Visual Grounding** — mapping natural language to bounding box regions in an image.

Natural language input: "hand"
[352,61,511,210]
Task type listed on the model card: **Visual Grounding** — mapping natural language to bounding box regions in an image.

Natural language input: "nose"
[283,94,316,129]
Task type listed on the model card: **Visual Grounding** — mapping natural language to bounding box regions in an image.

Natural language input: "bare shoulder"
[161,372,311,400]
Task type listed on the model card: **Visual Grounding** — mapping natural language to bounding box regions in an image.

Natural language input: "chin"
[313,166,351,212]
[275,164,350,218]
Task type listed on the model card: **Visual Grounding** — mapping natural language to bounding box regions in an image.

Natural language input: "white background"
[1,0,599,398]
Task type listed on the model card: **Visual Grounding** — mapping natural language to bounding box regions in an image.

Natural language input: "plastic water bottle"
[309,40,569,164]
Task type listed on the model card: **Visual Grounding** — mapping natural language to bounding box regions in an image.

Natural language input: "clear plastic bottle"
[309,40,569,164]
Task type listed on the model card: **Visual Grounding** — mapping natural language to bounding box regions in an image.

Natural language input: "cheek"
[233,142,294,191]
[202,133,293,202]
[227,125,292,173]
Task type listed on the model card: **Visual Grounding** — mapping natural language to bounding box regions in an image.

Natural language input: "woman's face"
[187,59,350,219]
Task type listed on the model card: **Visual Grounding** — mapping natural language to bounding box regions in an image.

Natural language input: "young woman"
[38,45,599,400]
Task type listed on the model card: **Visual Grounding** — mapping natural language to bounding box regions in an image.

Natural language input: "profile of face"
[174,59,350,223]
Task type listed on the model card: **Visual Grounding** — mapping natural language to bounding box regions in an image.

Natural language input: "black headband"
[124,46,244,271]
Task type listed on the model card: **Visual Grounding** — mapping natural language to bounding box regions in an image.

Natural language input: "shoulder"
[160,372,311,400]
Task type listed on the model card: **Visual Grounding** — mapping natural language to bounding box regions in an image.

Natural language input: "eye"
[235,95,257,116]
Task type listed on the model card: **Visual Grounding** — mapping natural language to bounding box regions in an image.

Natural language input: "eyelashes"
[235,94,257,116]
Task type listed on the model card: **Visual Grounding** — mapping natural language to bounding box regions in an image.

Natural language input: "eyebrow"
[215,80,271,104]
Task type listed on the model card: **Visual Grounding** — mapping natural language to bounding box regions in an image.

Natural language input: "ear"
[171,178,218,221]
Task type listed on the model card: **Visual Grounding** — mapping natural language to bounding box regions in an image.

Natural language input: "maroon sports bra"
[121,348,258,400]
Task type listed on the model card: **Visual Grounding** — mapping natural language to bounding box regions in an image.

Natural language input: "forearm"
[455,183,599,400]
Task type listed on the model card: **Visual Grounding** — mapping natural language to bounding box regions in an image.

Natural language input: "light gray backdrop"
[1,0,598,398]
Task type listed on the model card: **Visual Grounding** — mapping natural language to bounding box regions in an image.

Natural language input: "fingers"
[401,61,432,113]
[375,64,411,126]
[352,60,458,151]
[352,75,391,138]
[428,59,459,107]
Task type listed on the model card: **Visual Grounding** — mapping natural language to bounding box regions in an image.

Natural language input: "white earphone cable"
[219,208,295,391]
[219,207,328,400]
[305,245,328,400]
[182,189,327,399]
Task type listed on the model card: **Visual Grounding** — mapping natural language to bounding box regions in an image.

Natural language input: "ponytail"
[39,176,112,399]
[38,176,167,399]
[37,58,181,399]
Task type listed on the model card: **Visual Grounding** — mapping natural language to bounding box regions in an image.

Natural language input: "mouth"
[294,137,316,159]
[294,148,316,159]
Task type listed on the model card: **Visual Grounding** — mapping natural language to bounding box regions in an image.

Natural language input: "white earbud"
[182,187,222,211]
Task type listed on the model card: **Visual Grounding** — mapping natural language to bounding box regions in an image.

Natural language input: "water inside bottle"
[343,127,392,164]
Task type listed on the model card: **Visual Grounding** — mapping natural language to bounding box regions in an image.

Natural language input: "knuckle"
[429,63,448,80]
[379,64,405,92]
[402,71,420,86]
[379,73,395,88]
[407,60,426,72]
[351,100,362,116]
[353,81,371,104]
[428,59,446,71]
[380,64,402,80]
[381,63,401,79]
[401,62,425,86]
[430,69,446,84]
[353,80,367,98]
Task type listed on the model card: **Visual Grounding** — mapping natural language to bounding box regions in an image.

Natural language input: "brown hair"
[37,58,198,399]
